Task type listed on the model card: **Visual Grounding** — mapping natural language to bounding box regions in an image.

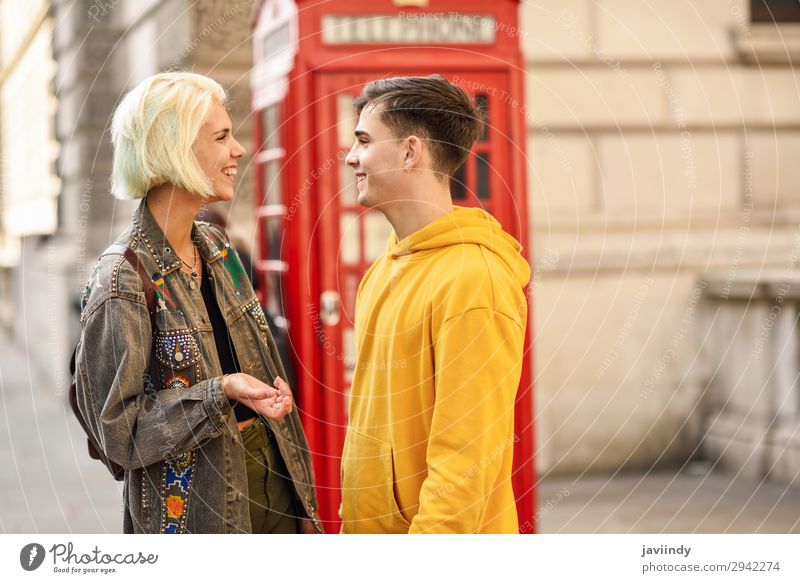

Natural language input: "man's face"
[345,103,407,209]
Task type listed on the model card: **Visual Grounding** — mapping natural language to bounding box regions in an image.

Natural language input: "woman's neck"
[145,185,204,255]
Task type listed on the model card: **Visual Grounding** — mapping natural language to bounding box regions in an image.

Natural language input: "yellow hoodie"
[340,206,531,534]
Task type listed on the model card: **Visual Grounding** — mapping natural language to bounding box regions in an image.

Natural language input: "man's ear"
[404,135,424,171]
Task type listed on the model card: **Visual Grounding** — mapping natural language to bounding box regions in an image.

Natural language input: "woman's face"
[193,101,246,202]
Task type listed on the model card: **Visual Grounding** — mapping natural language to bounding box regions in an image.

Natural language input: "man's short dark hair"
[353,75,484,180]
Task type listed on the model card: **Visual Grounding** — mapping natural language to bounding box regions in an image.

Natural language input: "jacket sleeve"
[409,307,524,533]
[75,294,233,470]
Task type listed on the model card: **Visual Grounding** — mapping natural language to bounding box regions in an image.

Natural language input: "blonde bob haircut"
[110,72,227,200]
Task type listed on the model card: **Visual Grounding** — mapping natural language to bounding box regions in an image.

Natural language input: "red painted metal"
[251,0,534,533]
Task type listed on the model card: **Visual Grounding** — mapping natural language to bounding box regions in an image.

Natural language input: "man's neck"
[381,188,454,242]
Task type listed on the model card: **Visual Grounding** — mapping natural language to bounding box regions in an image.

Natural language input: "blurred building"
[0,1,60,330]
[526,0,800,486]
[0,0,258,393]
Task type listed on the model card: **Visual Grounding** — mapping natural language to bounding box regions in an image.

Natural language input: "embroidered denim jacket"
[75,198,322,533]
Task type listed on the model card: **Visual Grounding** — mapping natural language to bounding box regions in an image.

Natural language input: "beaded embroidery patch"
[161,451,194,534]
[219,243,247,296]
[164,373,190,390]
[155,330,201,369]
[152,272,177,311]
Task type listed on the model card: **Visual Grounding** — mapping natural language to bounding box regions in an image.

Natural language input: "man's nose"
[345,144,357,167]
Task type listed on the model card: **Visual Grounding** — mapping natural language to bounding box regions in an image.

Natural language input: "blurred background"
[1,0,799,533]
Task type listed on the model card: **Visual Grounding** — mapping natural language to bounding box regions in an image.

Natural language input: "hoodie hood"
[387,206,531,287]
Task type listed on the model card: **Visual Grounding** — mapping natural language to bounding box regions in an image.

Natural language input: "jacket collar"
[132,197,222,274]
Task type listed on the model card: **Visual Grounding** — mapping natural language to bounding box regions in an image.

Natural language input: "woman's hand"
[222,373,293,421]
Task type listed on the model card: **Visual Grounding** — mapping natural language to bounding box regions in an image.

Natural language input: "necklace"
[177,244,199,290]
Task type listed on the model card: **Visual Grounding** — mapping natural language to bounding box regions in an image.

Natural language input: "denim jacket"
[75,198,322,533]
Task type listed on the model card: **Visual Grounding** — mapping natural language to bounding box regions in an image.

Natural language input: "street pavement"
[1,331,798,534]
[538,466,800,533]
[0,333,122,533]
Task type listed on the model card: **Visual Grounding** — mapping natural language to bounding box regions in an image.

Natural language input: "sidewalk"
[2,331,799,534]
[0,334,121,533]
[538,468,800,533]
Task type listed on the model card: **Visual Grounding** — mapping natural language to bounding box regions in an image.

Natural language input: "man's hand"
[222,373,293,421]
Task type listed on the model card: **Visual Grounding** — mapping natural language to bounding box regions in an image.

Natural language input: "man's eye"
[217,136,226,142]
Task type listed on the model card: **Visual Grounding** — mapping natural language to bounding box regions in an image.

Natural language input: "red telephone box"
[251,0,534,533]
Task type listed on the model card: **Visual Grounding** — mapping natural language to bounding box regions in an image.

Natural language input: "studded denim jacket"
[75,198,322,533]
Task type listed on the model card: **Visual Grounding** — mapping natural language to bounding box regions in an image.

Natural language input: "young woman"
[75,72,321,534]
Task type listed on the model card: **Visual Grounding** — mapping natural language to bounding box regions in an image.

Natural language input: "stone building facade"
[2,0,257,393]
[524,1,800,486]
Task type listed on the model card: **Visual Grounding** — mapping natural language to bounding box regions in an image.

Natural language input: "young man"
[341,76,531,534]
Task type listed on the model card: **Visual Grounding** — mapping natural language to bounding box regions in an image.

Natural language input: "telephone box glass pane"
[451,163,467,200]
[261,104,280,150]
[265,215,282,261]
[340,212,360,264]
[476,152,490,200]
[365,211,393,261]
[476,94,488,143]
[265,159,282,205]
[340,159,357,205]
[265,271,284,318]
[338,93,356,147]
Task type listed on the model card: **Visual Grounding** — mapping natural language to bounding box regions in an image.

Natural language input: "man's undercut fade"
[353,75,485,181]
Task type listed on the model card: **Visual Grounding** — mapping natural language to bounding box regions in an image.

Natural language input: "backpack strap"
[101,243,155,328]
[68,243,157,482]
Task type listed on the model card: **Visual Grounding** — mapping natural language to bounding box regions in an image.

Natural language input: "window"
[737,1,800,63]
[751,0,800,23]
[254,103,288,318]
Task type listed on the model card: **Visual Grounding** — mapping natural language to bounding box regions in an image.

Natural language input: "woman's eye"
[217,136,226,142]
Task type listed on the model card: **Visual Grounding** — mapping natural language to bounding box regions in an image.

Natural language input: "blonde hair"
[110,72,228,200]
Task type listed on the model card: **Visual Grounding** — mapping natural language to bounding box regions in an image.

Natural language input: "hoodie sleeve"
[409,307,525,534]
